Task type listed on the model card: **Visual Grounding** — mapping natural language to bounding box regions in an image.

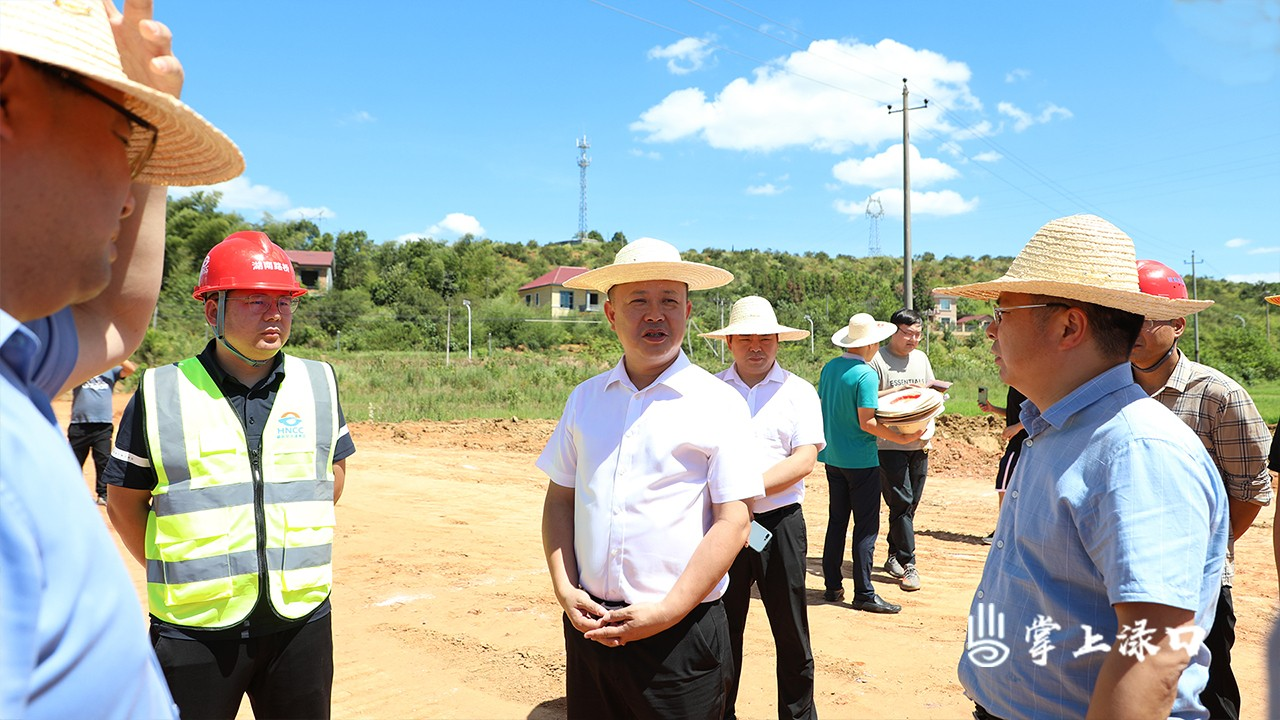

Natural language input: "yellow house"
[932,292,959,327]
[519,266,603,317]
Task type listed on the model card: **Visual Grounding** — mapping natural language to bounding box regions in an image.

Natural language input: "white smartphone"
[978,386,988,405]
[748,520,773,552]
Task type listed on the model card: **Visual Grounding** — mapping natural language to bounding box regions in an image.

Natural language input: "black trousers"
[563,600,732,720]
[1200,585,1239,720]
[723,503,815,720]
[878,449,929,567]
[821,465,882,600]
[68,422,113,499]
[150,613,333,720]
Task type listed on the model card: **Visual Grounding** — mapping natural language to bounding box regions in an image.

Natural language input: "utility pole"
[464,301,474,360]
[888,79,928,310]
[1186,252,1202,362]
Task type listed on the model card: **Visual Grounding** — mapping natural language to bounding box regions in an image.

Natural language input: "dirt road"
[65,401,1277,719]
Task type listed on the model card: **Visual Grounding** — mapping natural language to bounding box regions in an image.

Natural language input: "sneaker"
[823,587,845,603]
[981,531,995,546]
[95,496,107,507]
[884,556,905,579]
[852,594,902,614]
[901,564,921,591]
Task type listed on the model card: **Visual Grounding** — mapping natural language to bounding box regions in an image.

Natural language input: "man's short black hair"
[890,308,924,327]
[1035,296,1142,361]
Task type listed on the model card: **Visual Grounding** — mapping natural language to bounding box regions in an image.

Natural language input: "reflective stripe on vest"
[141,354,339,628]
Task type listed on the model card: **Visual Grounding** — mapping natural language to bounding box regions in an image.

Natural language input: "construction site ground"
[60,399,1278,719]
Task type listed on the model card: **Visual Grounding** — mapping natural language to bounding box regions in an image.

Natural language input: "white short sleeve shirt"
[537,352,764,605]
[715,362,825,513]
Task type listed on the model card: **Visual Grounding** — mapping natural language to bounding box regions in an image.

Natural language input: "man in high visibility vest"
[105,231,355,719]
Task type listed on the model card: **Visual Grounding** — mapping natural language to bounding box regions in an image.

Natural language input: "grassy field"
[287,341,1280,426]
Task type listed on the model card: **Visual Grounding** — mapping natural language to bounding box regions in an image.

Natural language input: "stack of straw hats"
[876,387,945,434]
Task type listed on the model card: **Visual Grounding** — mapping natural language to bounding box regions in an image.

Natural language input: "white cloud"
[178,176,290,212]
[647,36,716,75]
[398,213,486,242]
[835,188,978,218]
[973,151,1003,162]
[1225,271,1280,283]
[1225,237,1252,248]
[174,177,336,224]
[339,110,376,126]
[632,38,980,153]
[832,144,960,188]
[1005,68,1031,83]
[1246,246,1280,255]
[997,101,1072,132]
[628,148,663,160]
[280,206,336,221]
[746,183,787,196]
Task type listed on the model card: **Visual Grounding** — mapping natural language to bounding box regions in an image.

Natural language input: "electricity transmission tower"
[576,136,591,242]
[865,197,884,256]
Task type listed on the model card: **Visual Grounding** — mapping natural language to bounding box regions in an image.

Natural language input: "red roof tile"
[284,250,334,267]
[519,266,589,292]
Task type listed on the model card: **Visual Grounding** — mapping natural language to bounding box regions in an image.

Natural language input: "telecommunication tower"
[865,196,884,256]
[576,136,591,242]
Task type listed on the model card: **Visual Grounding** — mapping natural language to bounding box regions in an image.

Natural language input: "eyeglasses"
[992,303,1069,323]
[1142,319,1176,332]
[26,59,158,179]
[227,295,301,315]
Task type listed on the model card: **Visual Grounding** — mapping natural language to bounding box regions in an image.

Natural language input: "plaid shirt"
[1149,351,1274,585]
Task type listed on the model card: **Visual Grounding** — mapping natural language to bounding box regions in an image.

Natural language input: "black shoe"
[823,588,845,602]
[852,594,901,614]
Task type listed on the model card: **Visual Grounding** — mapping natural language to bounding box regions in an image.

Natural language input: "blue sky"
[165,1,1279,282]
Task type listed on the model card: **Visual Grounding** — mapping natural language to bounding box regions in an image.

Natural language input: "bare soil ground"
[62,399,1277,719]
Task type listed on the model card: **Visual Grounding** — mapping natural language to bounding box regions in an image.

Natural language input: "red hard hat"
[1135,259,1188,300]
[193,231,306,300]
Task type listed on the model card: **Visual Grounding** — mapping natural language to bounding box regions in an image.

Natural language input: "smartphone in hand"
[748,520,773,552]
[978,386,989,405]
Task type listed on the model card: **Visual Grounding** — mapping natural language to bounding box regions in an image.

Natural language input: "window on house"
[535,294,540,306]
[524,294,531,306]
[939,299,951,310]
[587,292,599,307]
[560,290,573,308]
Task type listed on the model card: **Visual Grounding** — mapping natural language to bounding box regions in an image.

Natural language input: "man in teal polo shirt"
[817,314,923,613]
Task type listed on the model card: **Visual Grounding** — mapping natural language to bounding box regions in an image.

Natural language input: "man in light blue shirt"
[0,2,242,717]
[937,214,1227,720]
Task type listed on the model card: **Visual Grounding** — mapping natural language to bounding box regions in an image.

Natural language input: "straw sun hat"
[1267,296,1280,306]
[700,296,809,342]
[564,237,733,294]
[933,214,1212,321]
[0,0,243,186]
[832,313,897,348]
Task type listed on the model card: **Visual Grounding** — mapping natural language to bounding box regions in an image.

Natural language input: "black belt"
[586,592,722,611]
[752,502,801,522]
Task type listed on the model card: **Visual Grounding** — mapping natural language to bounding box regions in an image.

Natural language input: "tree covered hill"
[147,193,1280,382]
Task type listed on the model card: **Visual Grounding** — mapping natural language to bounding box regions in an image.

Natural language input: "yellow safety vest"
[141,354,339,629]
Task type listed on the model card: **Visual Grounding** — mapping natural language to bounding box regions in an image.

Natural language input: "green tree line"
[144,192,1280,384]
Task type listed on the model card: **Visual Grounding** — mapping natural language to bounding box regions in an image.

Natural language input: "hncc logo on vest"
[276,411,306,439]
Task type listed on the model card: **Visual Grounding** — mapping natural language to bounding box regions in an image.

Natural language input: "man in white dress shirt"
[539,238,763,719]
[701,296,824,720]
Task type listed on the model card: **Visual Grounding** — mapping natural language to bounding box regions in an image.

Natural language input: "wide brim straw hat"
[0,0,243,186]
[700,295,809,342]
[564,237,733,293]
[832,313,898,348]
[933,214,1212,321]
[1266,296,1280,306]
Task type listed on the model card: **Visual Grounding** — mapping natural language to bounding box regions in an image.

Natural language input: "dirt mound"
[350,417,557,455]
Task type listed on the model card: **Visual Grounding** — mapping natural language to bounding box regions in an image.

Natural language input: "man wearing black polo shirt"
[105,232,354,719]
